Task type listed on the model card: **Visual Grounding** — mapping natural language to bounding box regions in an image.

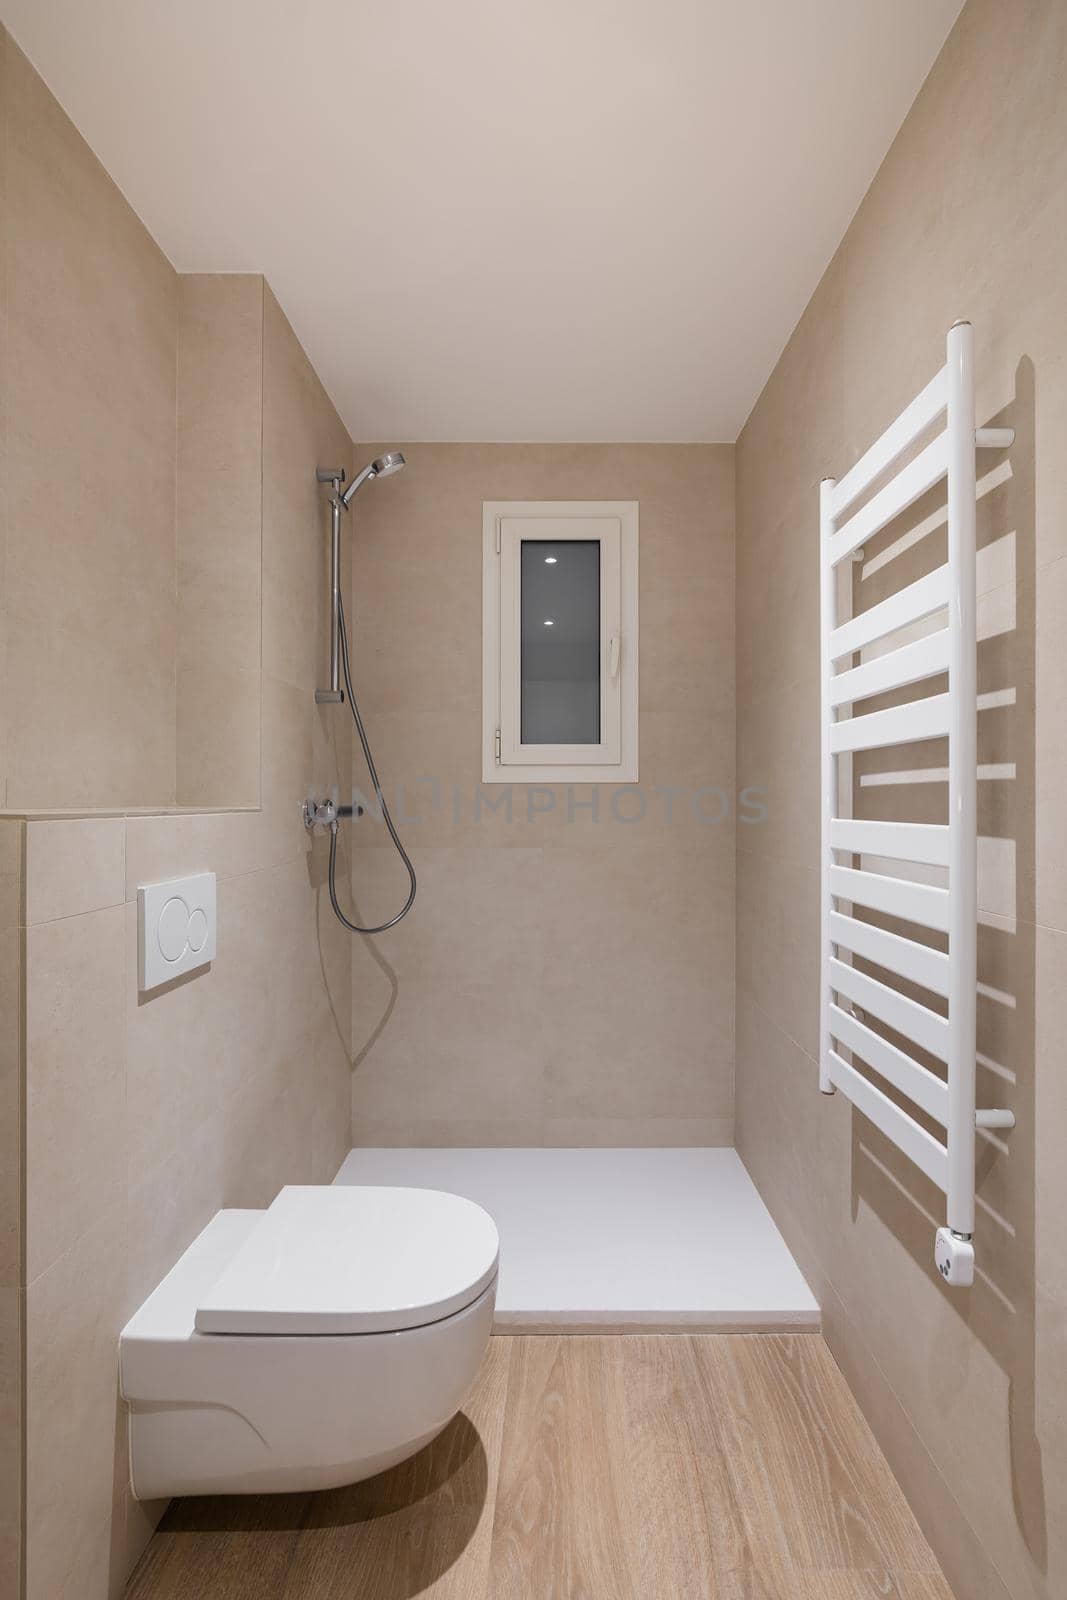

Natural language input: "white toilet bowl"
[120,1185,499,1499]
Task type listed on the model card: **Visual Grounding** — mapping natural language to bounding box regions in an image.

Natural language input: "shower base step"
[333,1146,819,1334]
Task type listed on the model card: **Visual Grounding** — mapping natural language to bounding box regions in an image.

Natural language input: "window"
[482,501,638,782]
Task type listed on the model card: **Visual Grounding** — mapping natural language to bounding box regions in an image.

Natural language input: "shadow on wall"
[849,358,1044,1571]
[307,711,401,1072]
[309,827,400,1074]
[126,1411,488,1598]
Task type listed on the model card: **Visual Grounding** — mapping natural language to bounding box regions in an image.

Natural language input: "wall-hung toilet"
[120,1185,499,1499]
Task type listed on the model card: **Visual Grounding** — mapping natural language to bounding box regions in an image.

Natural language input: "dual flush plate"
[137,873,216,992]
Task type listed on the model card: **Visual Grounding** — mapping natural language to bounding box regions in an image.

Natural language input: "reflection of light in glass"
[545,556,558,564]
[544,619,555,626]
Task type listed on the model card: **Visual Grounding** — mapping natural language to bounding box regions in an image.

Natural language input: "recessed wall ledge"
[0,804,261,821]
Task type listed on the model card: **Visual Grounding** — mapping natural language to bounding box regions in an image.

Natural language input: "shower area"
[308,440,815,1330]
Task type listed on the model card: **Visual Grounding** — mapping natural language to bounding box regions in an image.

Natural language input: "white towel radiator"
[819,320,1015,1288]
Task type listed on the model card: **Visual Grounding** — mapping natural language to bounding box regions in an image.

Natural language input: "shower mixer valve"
[303,794,339,830]
[303,792,360,831]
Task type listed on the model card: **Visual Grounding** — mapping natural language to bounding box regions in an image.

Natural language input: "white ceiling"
[4,1,963,442]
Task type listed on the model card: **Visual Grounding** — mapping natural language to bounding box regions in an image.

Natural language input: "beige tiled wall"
[15,293,355,1600]
[0,34,263,814]
[347,444,736,1147]
[734,2,1067,1596]
[0,33,177,809]
[0,819,23,1599]
[175,274,263,808]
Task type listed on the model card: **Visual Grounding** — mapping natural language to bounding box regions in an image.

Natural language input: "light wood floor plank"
[488,1336,640,1600]
[612,1335,781,1599]
[125,1334,955,1600]
[791,1575,957,1598]
[700,1334,942,1578]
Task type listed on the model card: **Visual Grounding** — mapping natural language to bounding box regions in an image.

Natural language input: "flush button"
[158,897,191,962]
[138,873,216,992]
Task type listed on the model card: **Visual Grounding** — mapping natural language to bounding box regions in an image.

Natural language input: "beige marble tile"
[24,906,125,1282]
[175,663,261,809]
[221,1074,317,1212]
[639,565,734,719]
[541,840,733,996]
[0,1284,20,1600]
[351,1115,547,1148]
[826,1293,1014,1600]
[0,822,23,1292]
[1034,555,1067,933]
[24,1205,126,1600]
[736,847,820,1061]
[735,673,820,869]
[349,845,542,985]
[174,273,263,811]
[5,601,176,812]
[261,285,352,694]
[25,817,125,924]
[311,1038,353,1181]
[125,1106,227,1316]
[4,36,177,810]
[1033,920,1067,1309]
[0,818,21,880]
[541,970,733,1122]
[175,274,263,674]
[734,986,822,1242]
[541,706,737,851]
[124,808,263,899]
[351,976,546,1130]
[259,671,316,867]
[541,1116,734,1147]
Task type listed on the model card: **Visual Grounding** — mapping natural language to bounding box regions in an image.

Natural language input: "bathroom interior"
[0,0,1063,1596]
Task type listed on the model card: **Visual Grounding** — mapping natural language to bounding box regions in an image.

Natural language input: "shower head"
[340,451,406,509]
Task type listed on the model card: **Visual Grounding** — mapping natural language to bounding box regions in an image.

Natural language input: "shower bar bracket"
[819,320,1015,1290]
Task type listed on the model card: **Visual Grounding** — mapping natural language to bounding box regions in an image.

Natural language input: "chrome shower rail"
[819,320,1015,1289]
[309,452,416,935]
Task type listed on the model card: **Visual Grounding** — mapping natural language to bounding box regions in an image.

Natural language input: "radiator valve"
[934,1227,974,1288]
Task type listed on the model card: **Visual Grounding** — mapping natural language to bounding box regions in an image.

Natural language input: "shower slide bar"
[819,320,1014,1289]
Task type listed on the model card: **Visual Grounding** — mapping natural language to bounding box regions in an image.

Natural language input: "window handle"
[609,632,621,681]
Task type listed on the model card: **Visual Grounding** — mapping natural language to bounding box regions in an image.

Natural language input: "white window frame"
[482,500,638,783]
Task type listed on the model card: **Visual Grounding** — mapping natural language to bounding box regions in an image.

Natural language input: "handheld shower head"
[340,450,406,508]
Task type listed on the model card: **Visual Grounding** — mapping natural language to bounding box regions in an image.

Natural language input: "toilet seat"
[195,1184,500,1336]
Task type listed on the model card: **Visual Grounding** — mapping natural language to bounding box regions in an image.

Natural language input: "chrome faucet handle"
[303,789,364,830]
[303,793,338,831]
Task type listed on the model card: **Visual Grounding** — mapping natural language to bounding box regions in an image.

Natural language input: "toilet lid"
[194,1185,499,1335]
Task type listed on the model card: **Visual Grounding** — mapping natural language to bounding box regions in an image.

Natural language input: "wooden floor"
[125,1335,955,1600]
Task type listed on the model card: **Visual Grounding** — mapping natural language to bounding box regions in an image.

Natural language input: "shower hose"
[327,583,417,934]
